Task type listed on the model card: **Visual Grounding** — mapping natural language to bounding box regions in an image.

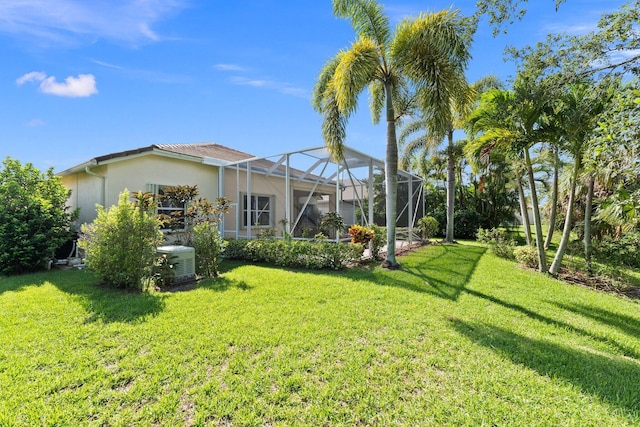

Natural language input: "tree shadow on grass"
[198,276,253,292]
[552,301,640,339]
[464,288,640,360]
[45,269,167,324]
[353,244,487,301]
[450,318,640,422]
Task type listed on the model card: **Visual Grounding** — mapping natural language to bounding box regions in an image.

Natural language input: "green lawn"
[1,242,639,426]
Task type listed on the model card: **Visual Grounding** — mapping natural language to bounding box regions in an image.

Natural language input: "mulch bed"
[557,267,640,300]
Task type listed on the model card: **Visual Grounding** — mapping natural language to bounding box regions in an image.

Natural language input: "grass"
[1,242,640,426]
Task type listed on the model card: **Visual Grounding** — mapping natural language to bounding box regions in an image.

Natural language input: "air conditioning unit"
[156,245,196,282]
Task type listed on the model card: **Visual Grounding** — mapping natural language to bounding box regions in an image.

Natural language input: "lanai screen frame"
[215,145,424,242]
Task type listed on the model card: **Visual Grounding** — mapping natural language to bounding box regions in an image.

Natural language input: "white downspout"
[85,164,106,207]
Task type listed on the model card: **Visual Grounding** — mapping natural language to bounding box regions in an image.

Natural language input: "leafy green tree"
[0,157,77,275]
[313,0,472,267]
[79,190,163,290]
[475,0,568,35]
[505,1,640,80]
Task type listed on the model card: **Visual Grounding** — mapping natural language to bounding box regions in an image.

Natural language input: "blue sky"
[0,0,625,172]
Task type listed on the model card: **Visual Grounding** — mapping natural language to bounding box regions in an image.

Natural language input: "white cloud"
[0,0,186,46]
[229,76,308,98]
[16,71,47,85]
[609,49,640,61]
[214,63,247,72]
[17,71,98,97]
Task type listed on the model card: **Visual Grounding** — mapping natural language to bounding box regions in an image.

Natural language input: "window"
[148,184,187,230]
[242,194,273,227]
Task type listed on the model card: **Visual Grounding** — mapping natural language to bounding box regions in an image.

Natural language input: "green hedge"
[224,238,363,270]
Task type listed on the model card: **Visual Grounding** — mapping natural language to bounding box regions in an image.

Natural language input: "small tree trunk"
[516,171,532,246]
[445,130,455,243]
[524,147,547,273]
[584,174,595,274]
[544,146,559,250]
[383,81,399,268]
[550,158,581,275]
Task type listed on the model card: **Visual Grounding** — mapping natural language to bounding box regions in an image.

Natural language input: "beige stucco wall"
[221,167,336,238]
[61,153,219,229]
[60,165,107,228]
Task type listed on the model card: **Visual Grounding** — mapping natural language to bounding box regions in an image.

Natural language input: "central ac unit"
[156,245,196,282]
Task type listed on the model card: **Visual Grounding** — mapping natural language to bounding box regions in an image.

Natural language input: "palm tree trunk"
[524,147,547,273]
[445,130,455,243]
[544,146,559,250]
[516,171,532,245]
[383,81,399,268]
[550,158,581,275]
[583,173,594,274]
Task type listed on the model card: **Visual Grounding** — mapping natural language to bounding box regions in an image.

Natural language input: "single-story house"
[57,143,423,241]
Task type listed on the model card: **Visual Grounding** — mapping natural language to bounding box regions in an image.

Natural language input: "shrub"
[222,237,362,270]
[193,222,227,278]
[417,216,439,241]
[369,224,386,260]
[0,157,77,274]
[79,190,163,290]
[454,209,483,239]
[224,239,250,259]
[319,212,345,237]
[152,254,178,288]
[594,232,640,269]
[348,224,374,244]
[257,227,276,239]
[477,227,515,260]
[513,245,539,269]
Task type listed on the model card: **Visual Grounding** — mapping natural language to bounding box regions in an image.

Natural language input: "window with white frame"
[148,184,187,230]
[242,194,273,227]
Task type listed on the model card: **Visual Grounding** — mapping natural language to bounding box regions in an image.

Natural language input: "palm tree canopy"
[312,3,473,161]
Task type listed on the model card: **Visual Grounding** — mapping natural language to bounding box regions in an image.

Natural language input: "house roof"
[58,142,421,186]
[93,143,255,164]
[57,143,257,176]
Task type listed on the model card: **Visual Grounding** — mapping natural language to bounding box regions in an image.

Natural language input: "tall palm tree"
[313,0,472,268]
[399,76,498,242]
[548,81,614,275]
[467,85,551,272]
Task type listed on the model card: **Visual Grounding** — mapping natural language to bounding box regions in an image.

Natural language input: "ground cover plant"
[1,243,639,426]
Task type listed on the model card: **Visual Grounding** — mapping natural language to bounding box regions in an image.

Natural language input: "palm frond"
[312,54,344,112]
[321,86,348,161]
[399,134,439,170]
[398,119,425,146]
[333,38,380,116]
[369,80,385,124]
[391,9,472,138]
[333,0,391,52]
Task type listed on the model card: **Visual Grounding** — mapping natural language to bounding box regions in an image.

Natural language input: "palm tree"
[313,0,472,268]
[548,81,614,275]
[400,76,498,242]
[467,85,551,272]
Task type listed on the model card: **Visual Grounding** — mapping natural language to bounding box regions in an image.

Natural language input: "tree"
[588,83,640,260]
[548,81,614,275]
[313,0,472,267]
[505,1,640,80]
[399,98,472,243]
[0,157,77,275]
[401,76,500,242]
[467,84,552,272]
[475,0,568,35]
